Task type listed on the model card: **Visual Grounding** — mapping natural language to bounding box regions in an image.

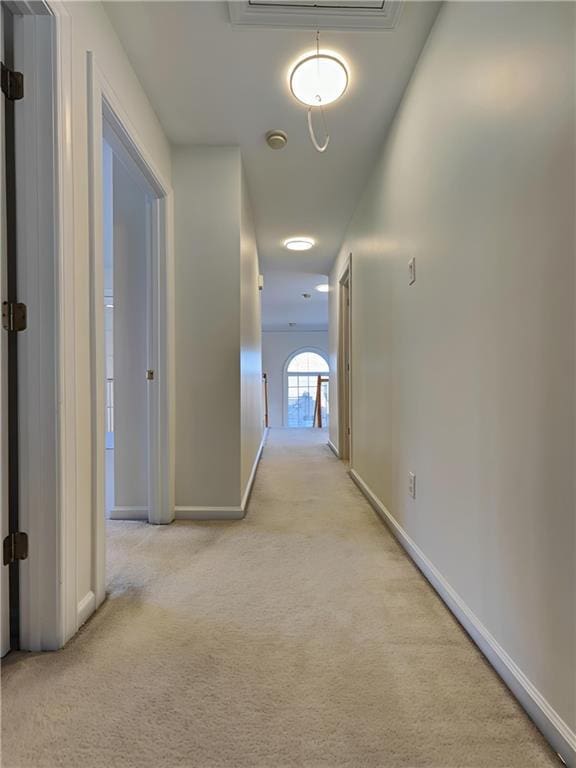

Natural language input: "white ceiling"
[104,0,439,326]
[260,271,329,330]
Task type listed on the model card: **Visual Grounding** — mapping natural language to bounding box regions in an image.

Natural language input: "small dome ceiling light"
[288,31,349,153]
[315,284,329,293]
[284,237,315,251]
[266,130,288,150]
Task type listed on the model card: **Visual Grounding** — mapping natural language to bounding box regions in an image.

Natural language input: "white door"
[108,150,151,520]
[0,4,11,657]
[338,271,351,461]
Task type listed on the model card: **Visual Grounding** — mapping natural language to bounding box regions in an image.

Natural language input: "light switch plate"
[408,257,416,285]
[408,472,416,499]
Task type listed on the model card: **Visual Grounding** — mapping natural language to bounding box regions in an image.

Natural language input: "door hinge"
[3,532,28,566]
[146,369,155,381]
[1,63,24,101]
[2,302,27,332]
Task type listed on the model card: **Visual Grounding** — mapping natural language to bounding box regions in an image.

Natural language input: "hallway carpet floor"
[2,429,560,767]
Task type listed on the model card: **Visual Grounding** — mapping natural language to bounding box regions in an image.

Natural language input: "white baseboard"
[349,468,576,768]
[241,429,267,512]
[327,439,340,458]
[77,590,96,627]
[174,506,244,521]
[108,506,149,521]
[175,430,268,522]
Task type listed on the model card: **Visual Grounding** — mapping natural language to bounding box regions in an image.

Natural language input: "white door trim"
[86,52,175,610]
[51,0,78,652]
[337,255,352,463]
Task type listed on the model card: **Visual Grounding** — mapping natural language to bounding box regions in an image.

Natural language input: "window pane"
[287,352,329,374]
[286,373,329,428]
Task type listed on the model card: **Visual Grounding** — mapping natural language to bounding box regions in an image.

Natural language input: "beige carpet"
[2,429,560,767]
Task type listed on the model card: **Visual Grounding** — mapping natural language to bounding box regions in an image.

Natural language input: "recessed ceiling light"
[289,49,349,108]
[315,284,329,293]
[284,237,315,251]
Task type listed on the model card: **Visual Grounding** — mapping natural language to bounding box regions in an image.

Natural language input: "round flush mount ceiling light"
[315,284,329,293]
[289,50,349,108]
[284,237,315,251]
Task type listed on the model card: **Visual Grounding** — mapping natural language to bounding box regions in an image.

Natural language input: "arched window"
[285,350,330,428]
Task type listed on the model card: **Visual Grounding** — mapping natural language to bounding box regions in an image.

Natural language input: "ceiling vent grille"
[228,0,402,30]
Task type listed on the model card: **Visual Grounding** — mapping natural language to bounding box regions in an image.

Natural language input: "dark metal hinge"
[1,63,24,101]
[3,532,28,566]
[2,302,27,332]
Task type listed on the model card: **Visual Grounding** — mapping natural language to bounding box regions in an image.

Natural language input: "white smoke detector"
[266,130,288,150]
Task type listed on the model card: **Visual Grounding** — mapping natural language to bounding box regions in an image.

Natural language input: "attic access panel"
[249,0,385,8]
[228,0,402,29]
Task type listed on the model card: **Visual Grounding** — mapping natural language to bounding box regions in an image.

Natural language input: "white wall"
[330,0,575,753]
[172,146,264,513]
[173,147,241,509]
[262,331,328,427]
[63,0,172,623]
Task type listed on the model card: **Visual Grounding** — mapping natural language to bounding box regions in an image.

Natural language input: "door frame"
[87,52,175,608]
[337,256,352,462]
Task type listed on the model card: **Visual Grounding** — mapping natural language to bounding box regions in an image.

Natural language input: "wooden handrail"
[313,375,329,428]
[263,373,269,428]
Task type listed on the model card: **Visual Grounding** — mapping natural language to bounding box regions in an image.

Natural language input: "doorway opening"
[338,263,351,460]
[285,350,329,428]
[88,56,174,616]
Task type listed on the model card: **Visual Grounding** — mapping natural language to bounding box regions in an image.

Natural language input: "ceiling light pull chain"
[307,28,330,153]
[307,105,330,153]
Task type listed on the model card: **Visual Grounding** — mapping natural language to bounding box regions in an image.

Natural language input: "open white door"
[0,4,10,657]
[107,146,151,521]
[338,264,351,462]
